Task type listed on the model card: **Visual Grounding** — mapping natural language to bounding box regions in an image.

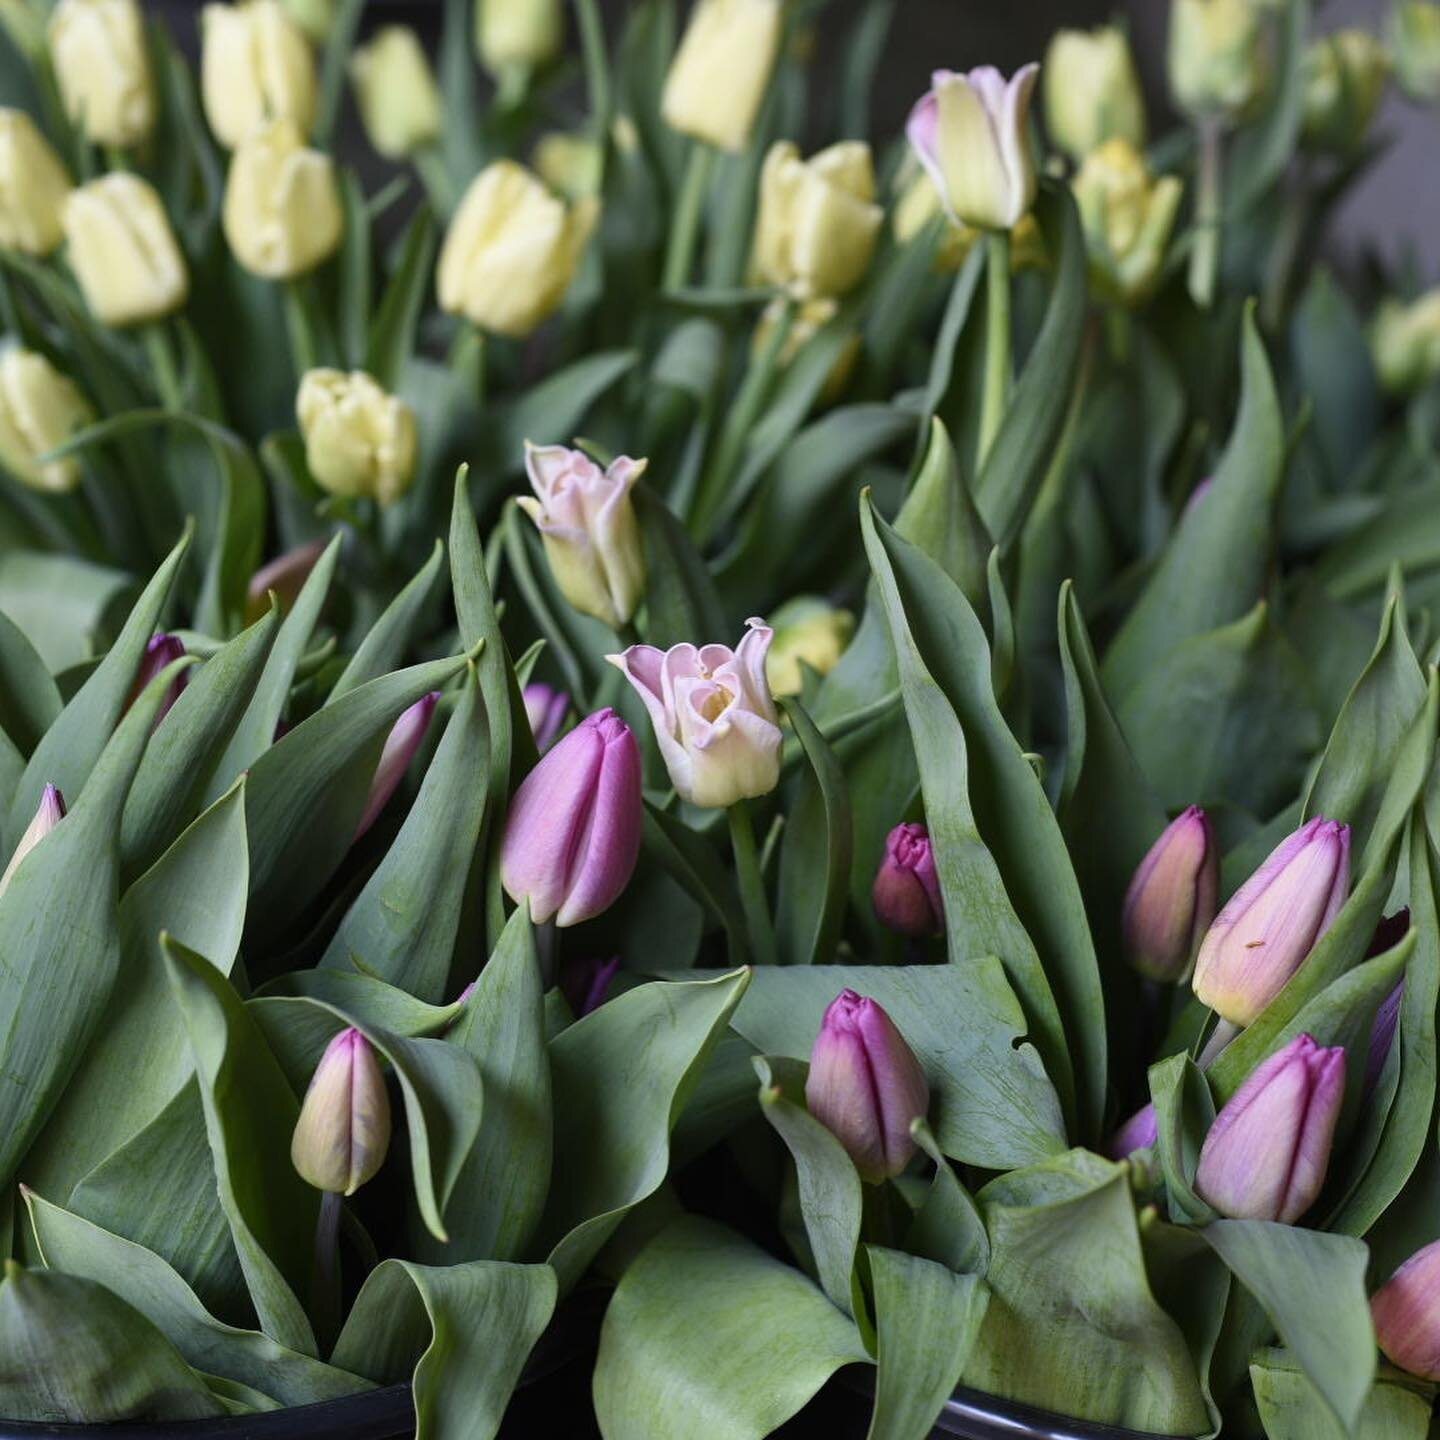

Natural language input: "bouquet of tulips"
[2,0,1440,1435]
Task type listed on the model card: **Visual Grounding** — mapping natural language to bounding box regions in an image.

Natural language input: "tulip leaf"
[365,209,438,394]
[1250,1348,1431,1440]
[919,241,985,421]
[499,350,639,465]
[1200,1220,1374,1434]
[633,484,727,650]
[0,605,60,756]
[905,1119,989,1276]
[331,1258,557,1440]
[1225,0,1308,214]
[1148,1052,1217,1226]
[640,803,747,965]
[255,969,458,1036]
[592,1215,870,1440]
[1311,484,1440,603]
[540,970,751,1292]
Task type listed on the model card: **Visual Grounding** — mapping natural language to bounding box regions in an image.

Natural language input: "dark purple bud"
[872,822,943,938]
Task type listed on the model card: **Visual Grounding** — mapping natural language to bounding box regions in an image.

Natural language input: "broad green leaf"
[256,970,457,1037]
[0,550,133,676]
[365,210,438,393]
[499,350,638,462]
[0,606,59,755]
[640,804,747,965]
[328,540,445,703]
[1148,1052,1217,1225]
[633,484,728,651]
[919,242,984,420]
[1250,1349,1431,1440]
[1311,484,1440,602]
[905,1119,988,1276]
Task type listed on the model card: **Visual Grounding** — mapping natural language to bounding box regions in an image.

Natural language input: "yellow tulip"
[350,26,441,160]
[0,109,72,257]
[1073,139,1183,305]
[201,0,317,150]
[47,0,155,147]
[661,0,783,153]
[0,348,91,493]
[1168,0,1266,122]
[296,369,418,506]
[1043,26,1146,161]
[474,0,561,74]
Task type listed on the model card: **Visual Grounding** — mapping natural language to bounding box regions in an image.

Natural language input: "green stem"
[142,322,183,409]
[284,282,322,378]
[413,145,458,218]
[662,143,715,293]
[1260,163,1309,333]
[729,799,778,967]
[1188,119,1225,311]
[311,1191,343,1354]
[977,229,1012,471]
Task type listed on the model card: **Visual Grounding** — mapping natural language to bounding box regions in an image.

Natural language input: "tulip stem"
[143,323,183,411]
[1188,119,1224,311]
[977,229,1011,471]
[311,1191,343,1352]
[414,146,458,218]
[663,143,715,293]
[729,800,777,967]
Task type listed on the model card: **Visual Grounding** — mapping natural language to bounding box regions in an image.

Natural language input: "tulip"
[290,1028,391,1194]
[1365,982,1402,1095]
[355,692,439,840]
[661,0,783,153]
[750,297,860,404]
[223,119,342,281]
[0,348,92,494]
[517,443,646,631]
[872,823,944,939]
[1302,30,1390,153]
[1122,806,1218,983]
[280,0,330,42]
[1106,1102,1158,1160]
[245,537,327,622]
[1073,139,1184,307]
[350,26,441,161]
[533,131,603,200]
[1043,26,1147,162]
[296,369,418,506]
[1167,0,1265,123]
[1373,1239,1440,1380]
[1193,1033,1344,1223]
[474,0,562,75]
[437,162,597,338]
[906,64,1040,232]
[126,633,188,723]
[751,141,883,300]
[1372,289,1440,395]
[62,174,189,327]
[1391,2,1440,103]
[892,169,977,274]
[609,619,783,810]
[805,988,930,1183]
[764,597,855,698]
[201,0,316,151]
[559,955,621,1018]
[499,708,643,927]
[0,109,72,258]
[523,682,569,753]
[0,785,64,899]
[1192,817,1351,1026]
[48,0,155,147]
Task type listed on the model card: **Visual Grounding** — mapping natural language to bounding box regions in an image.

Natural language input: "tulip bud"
[517,443,646,631]
[201,1,316,151]
[751,297,860,403]
[355,692,439,840]
[1365,982,1402,1095]
[1192,817,1351,1026]
[474,0,561,75]
[1194,1033,1344,1223]
[559,955,621,1018]
[907,64,1040,232]
[1372,289,1440,395]
[0,784,64,899]
[752,141,883,300]
[1390,2,1440,103]
[223,119,342,281]
[437,161,597,338]
[290,1028,391,1194]
[1372,1239,1440,1380]
[1302,30,1390,153]
[1167,0,1266,123]
[764,597,855,698]
[1043,26,1147,162]
[0,109,72,258]
[127,632,188,723]
[805,988,930,1183]
[872,823,944,939]
[661,0,783,153]
[892,168,977,274]
[500,708,643,927]
[1123,806,1218,983]
[523,682,569,754]
[1073,139,1184,307]
[1105,1102,1158,1160]
[296,369,418,506]
[62,174,189,327]
[0,348,91,495]
[609,619,783,810]
[533,131,603,200]
[350,26,441,161]
[245,537,326,622]
[47,0,155,148]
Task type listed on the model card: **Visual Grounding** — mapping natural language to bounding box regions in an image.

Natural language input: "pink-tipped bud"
[289,1028,392,1195]
[523,682,569,754]
[872,822,943,938]
[1123,806,1219,982]
[560,955,621,1017]
[127,633,187,723]
[1106,1101,1158,1159]
[1192,817,1351,1026]
[500,707,643,928]
[0,784,65,899]
[246,539,328,623]
[1372,1239,1440,1380]
[354,692,440,840]
[1194,1032,1345,1224]
[805,988,931,1183]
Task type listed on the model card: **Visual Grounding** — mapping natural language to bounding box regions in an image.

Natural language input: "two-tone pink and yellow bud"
[805,988,930,1184]
[1123,806,1218,983]
[872,822,943,939]
[0,785,65,899]
[290,1027,391,1195]
[1192,817,1351,1025]
[1373,1239,1440,1381]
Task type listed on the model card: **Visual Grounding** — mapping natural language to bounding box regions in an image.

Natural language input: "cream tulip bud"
[534,131,603,200]
[0,785,65,899]
[1302,30,1390,153]
[201,1,317,151]
[752,141,883,300]
[290,1028,391,1195]
[661,0,784,153]
[350,26,441,160]
[0,348,92,494]
[0,110,72,258]
[62,174,189,327]
[437,161,598,338]
[1373,289,1440,395]
[223,119,343,281]
[1167,0,1265,122]
[1073,139,1184,306]
[1043,26,1147,162]
[296,369,418,506]
[475,0,562,74]
[1391,3,1440,103]
[764,596,855,697]
[47,0,155,147]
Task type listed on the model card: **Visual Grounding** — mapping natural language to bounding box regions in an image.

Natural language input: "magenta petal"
[872,822,944,938]
[1106,1102,1158,1159]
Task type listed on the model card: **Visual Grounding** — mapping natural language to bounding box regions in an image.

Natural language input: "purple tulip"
[1192,817,1351,1026]
[354,692,440,840]
[872,822,943,938]
[499,707,643,927]
[127,633,187,723]
[1373,1239,1440,1380]
[290,1028,392,1195]
[0,784,64,899]
[523,682,569,753]
[805,988,931,1183]
[1106,1102,1158,1159]
[560,955,621,1017]
[1365,983,1403,1096]
[1123,806,1219,982]
[1193,1032,1344,1224]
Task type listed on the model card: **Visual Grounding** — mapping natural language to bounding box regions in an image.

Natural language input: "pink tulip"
[1123,806,1219,982]
[872,822,943,938]
[354,692,440,840]
[1106,1102,1158,1159]
[0,784,64,898]
[1373,1239,1440,1380]
[523,682,569,753]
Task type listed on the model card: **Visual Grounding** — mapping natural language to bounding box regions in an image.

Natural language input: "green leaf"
[366,210,438,393]
[0,550,134,676]
[633,484,727,651]
[1250,1348,1431,1440]
[1226,0,1309,213]
[499,350,638,462]
[0,605,60,755]
[905,1119,989,1275]
[313,0,364,148]
[1148,1051,1217,1225]
[328,540,444,703]
[919,242,984,420]
[641,803,747,964]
